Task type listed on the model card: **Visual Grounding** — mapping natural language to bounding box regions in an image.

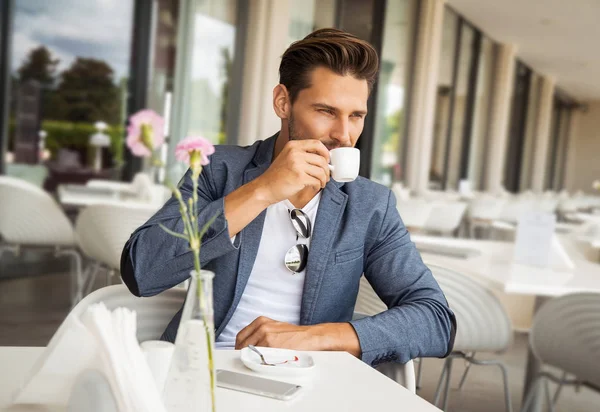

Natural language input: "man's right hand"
[224,139,330,237]
[255,139,331,205]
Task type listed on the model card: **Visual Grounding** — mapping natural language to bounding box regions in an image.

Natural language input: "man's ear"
[273,84,291,120]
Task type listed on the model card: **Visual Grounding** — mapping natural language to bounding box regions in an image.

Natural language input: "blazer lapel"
[215,136,276,336]
[300,181,347,325]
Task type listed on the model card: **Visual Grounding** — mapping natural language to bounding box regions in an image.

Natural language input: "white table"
[0,347,440,412]
[57,184,140,207]
[412,234,600,411]
[412,234,600,297]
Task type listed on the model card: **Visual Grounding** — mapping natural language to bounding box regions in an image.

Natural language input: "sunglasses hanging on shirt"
[284,208,311,274]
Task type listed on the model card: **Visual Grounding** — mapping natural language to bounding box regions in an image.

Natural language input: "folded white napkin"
[81,303,166,412]
[13,303,166,412]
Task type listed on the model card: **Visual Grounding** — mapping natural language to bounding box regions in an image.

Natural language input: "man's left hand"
[234,316,361,357]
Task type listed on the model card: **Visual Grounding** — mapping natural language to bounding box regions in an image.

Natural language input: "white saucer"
[240,347,315,378]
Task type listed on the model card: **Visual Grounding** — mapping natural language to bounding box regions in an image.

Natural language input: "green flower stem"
[192,166,202,227]
[159,152,217,412]
[157,223,189,241]
[191,163,216,412]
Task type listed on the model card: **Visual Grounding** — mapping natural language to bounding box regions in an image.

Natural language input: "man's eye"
[319,109,334,115]
[351,114,364,119]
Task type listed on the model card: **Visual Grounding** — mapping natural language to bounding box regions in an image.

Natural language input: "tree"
[383,108,405,153]
[17,46,59,87]
[55,58,121,123]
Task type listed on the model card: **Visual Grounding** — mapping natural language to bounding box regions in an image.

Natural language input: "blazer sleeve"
[349,191,456,366]
[120,163,240,297]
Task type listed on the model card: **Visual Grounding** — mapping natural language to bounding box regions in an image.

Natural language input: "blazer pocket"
[335,245,364,264]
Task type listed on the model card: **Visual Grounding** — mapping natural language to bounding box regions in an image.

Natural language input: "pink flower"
[175,136,215,166]
[126,109,165,157]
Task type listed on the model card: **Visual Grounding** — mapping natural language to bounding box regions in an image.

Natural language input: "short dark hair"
[279,28,379,103]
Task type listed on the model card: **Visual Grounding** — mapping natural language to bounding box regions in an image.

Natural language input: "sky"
[11,0,134,81]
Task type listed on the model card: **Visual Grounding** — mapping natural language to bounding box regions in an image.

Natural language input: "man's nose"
[331,118,351,147]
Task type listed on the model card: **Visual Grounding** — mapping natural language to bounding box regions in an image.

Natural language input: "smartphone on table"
[216,369,302,401]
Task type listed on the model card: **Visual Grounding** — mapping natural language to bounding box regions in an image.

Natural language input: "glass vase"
[163,270,216,412]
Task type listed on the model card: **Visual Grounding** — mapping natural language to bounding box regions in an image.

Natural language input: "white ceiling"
[447,0,600,101]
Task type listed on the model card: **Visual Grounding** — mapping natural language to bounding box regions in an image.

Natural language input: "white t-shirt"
[215,193,321,349]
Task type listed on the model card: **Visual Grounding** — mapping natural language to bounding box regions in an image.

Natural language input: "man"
[121,28,455,367]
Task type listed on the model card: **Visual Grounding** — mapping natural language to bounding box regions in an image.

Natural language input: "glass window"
[288,0,337,43]
[519,73,541,191]
[554,106,571,190]
[554,105,571,190]
[369,0,417,187]
[445,22,475,190]
[288,1,317,43]
[546,94,572,190]
[147,0,180,113]
[504,61,532,193]
[466,36,494,190]
[430,9,459,190]
[431,12,495,192]
[183,0,237,146]
[7,0,134,190]
[147,0,181,180]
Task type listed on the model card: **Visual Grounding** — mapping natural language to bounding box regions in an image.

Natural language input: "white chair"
[423,190,462,202]
[498,196,537,224]
[423,201,468,237]
[354,276,417,394]
[535,196,559,214]
[580,194,600,211]
[74,202,159,301]
[0,176,76,249]
[428,264,514,412]
[391,182,411,201]
[558,197,582,219]
[489,196,539,241]
[397,198,434,231]
[0,176,82,302]
[521,293,600,412]
[468,195,507,239]
[67,284,186,342]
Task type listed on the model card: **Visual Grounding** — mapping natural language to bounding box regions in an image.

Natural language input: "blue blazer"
[121,134,455,367]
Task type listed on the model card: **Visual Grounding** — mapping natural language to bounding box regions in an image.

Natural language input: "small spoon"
[248,345,275,366]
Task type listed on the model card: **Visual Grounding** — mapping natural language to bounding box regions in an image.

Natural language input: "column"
[530,75,555,192]
[237,0,291,146]
[404,0,446,194]
[483,43,517,193]
[562,108,581,191]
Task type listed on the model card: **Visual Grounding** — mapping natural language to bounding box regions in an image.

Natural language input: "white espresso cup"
[141,340,175,395]
[328,147,360,182]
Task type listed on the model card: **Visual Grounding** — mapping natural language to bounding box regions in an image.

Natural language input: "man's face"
[287,67,369,150]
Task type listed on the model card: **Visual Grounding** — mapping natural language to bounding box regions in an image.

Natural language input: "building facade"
[0,0,598,193]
